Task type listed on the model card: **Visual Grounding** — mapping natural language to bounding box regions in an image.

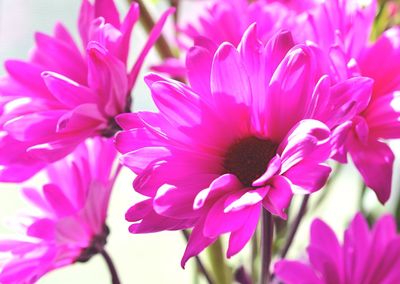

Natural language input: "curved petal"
[348,137,394,204]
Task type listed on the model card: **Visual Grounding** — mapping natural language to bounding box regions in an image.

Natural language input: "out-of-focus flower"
[0,0,173,182]
[155,0,304,76]
[275,213,400,284]
[0,137,118,283]
[302,0,400,203]
[116,25,372,266]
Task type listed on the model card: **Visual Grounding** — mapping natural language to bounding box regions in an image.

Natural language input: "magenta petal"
[181,218,216,268]
[252,154,281,187]
[42,72,97,107]
[42,184,76,218]
[129,8,175,88]
[154,181,211,219]
[227,204,260,258]
[266,45,317,140]
[364,91,400,139]
[0,134,45,182]
[274,260,321,284]
[125,199,153,222]
[359,27,400,95]
[211,43,252,107]
[203,191,257,238]
[27,219,56,240]
[262,176,292,219]
[194,174,242,210]
[263,29,295,81]
[87,41,128,115]
[186,42,214,99]
[121,147,171,173]
[4,111,64,141]
[348,137,394,204]
[279,119,331,173]
[284,162,331,194]
[323,77,373,128]
[115,113,143,130]
[307,219,342,283]
[94,0,121,28]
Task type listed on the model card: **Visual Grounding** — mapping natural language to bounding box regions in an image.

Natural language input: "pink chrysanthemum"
[0,137,118,283]
[116,25,372,266]
[275,213,400,284]
[302,0,400,203]
[153,0,302,76]
[0,0,172,182]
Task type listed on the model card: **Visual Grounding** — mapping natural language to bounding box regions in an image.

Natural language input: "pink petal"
[87,41,128,116]
[266,45,317,140]
[203,191,258,238]
[284,162,331,194]
[274,260,321,284]
[348,137,394,204]
[181,221,216,268]
[227,204,261,258]
[262,176,292,219]
[211,43,252,108]
[94,0,121,28]
[121,147,171,173]
[279,119,331,173]
[194,174,242,210]
[42,72,97,108]
[129,8,175,88]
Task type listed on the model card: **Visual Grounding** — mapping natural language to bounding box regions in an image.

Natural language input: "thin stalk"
[260,210,273,284]
[134,0,175,59]
[312,163,343,212]
[359,182,367,213]
[280,195,309,259]
[182,230,214,284]
[207,238,231,284]
[251,233,258,282]
[101,249,121,284]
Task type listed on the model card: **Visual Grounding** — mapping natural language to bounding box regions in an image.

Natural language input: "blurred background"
[0,0,399,283]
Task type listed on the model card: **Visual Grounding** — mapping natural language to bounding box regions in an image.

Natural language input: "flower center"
[223,137,278,187]
[75,225,110,263]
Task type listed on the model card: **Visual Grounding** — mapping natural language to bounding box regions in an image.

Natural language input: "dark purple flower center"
[101,118,122,138]
[75,225,110,263]
[223,137,278,187]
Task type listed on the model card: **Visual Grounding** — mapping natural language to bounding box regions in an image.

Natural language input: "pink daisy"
[0,137,118,283]
[116,25,372,266]
[0,0,173,182]
[303,0,400,203]
[154,0,302,77]
[275,213,400,284]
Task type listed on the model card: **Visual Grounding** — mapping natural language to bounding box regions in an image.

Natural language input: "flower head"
[302,0,400,203]
[275,213,400,284]
[116,25,372,266]
[0,0,173,181]
[154,0,302,76]
[0,137,118,283]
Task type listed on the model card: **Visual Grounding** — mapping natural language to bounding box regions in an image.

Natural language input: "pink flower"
[155,0,301,76]
[0,137,118,283]
[116,25,372,266]
[0,0,173,182]
[275,213,400,284]
[303,0,400,203]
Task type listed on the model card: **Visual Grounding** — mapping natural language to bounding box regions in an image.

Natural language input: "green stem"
[359,182,367,213]
[280,195,309,259]
[260,210,273,284]
[207,238,231,284]
[182,230,214,284]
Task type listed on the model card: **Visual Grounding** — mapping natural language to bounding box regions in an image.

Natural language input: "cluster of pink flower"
[0,0,400,283]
